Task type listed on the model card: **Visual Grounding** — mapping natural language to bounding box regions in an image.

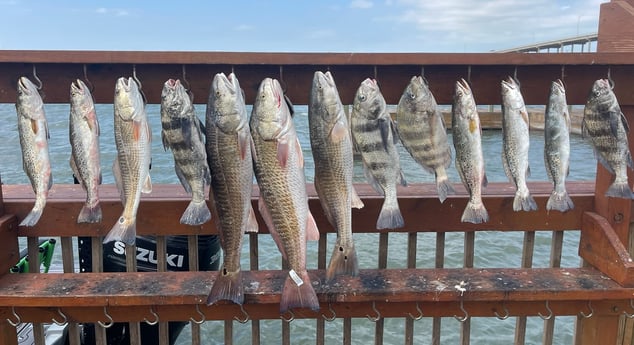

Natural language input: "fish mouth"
[456,78,471,94]
[116,77,135,92]
[552,79,565,93]
[71,79,85,95]
[315,71,335,89]
[166,78,179,89]
[17,76,34,94]
[501,76,518,90]
[213,72,238,94]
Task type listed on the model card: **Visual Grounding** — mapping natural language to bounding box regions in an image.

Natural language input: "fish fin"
[133,120,143,141]
[520,109,530,127]
[77,203,102,223]
[20,200,46,227]
[399,170,408,187]
[112,157,126,204]
[98,172,103,185]
[180,200,211,225]
[378,117,391,152]
[142,174,152,194]
[436,175,455,204]
[285,95,295,117]
[628,152,634,170]
[546,191,574,213]
[512,192,538,212]
[329,120,348,144]
[238,128,249,160]
[181,118,193,148]
[103,216,136,245]
[351,185,365,209]
[376,197,404,229]
[594,148,615,174]
[296,137,304,168]
[70,156,84,189]
[581,118,590,139]
[258,196,286,259]
[390,118,400,145]
[305,211,320,241]
[314,177,334,226]
[245,205,259,233]
[609,112,621,138]
[501,150,514,184]
[621,111,630,133]
[606,182,634,199]
[197,118,206,137]
[326,241,359,281]
[482,173,489,188]
[461,199,489,224]
[175,164,192,194]
[362,161,384,196]
[280,270,320,313]
[161,130,170,151]
[276,138,290,169]
[30,119,38,134]
[207,268,244,305]
[526,165,531,178]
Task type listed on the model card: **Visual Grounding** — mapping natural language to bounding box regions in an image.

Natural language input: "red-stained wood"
[0,322,17,345]
[0,214,19,276]
[0,182,594,237]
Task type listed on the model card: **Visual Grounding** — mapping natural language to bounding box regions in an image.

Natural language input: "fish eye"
[409,92,416,100]
[359,94,366,101]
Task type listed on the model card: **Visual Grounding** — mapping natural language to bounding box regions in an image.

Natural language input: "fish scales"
[160,79,211,226]
[16,76,52,227]
[351,78,404,230]
[69,79,102,223]
[308,71,362,280]
[206,73,257,305]
[582,78,634,198]
[396,76,453,202]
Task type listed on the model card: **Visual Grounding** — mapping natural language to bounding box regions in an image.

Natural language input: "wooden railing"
[0,1,633,344]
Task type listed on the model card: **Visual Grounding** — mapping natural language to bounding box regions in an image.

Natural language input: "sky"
[0,0,602,52]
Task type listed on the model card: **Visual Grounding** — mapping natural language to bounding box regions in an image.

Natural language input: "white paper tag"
[289,269,304,287]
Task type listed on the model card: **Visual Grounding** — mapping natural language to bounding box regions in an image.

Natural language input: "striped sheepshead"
[501,77,537,212]
[69,79,102,223]
[104,77,152,245]
[351,78,406,230]
[396,75,454,203]
[160,79,212,225]
[309,71,363,281]
[582,79,634,198]
[206,72,258,305]
[544,79,574,211]
[250,78,320,313]
[16,76,52,227]
[452,79,489,224]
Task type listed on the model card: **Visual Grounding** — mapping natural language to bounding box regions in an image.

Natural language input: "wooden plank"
[0,322,17,345]
[1,182,595,237]
[0,215,18,276]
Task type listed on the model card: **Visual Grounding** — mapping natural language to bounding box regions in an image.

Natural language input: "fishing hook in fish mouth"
[454,299,469,323]
[280,309,295,323]
[234,304,250,324]
[190,304,206,324]
[538,300,553,320]
[143,306,159,325]
[98,306,114,328]
[579,301,594,319]
[366,301,381,322]
[132,64,147,104]
[32,64,43,90]
[6,306,21,327]
[83,64,95,94]
[52,308,68,326]
[321,303,336,322]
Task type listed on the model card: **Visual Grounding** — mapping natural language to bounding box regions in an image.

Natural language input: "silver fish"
[308,71,363,281]
[501,77,537,211]
[160,79,211,225]
[206,73,258,305]
[452,79,488,224]
[396,75,454,203]
[250,78,320,313]
[70,79,102,223]
[350,78,406,230]
[104,77,152,244]
[582,79,634,198]
[16,76,52,227]
[544,80,574,211]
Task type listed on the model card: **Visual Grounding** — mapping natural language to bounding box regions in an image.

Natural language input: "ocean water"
[0,102,596,344]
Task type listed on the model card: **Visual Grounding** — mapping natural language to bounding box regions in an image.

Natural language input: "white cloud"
[350,0,374,9]
[95,7,130,16]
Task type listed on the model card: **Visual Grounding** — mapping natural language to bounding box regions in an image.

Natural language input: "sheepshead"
[206,72,258,305]
[501,77,537,211]
[69,79,102,223]
[396,75,453,202]
[544,80,574,211]
[350,78,406,230]
[250,78,320,313]
[160,79,211,226]
[309,71,363,281]
[16,76,52,227]
[582,79,634,198]
[104,77,152,245]
[452,79,488,224]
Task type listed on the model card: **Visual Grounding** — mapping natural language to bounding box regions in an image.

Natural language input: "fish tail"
[461,200,489,224]
[180,200,212,226]
[77,202,102,223]
[512,192,538,212]
[20,196,47,227]
[376,196,404,230]
[103,216,136,244]
[436,177,455,203]
[280,270,319,313]
[326,241,359,281]
[605,181,634,199]
[207,268,244,305]
[546,191,574,212]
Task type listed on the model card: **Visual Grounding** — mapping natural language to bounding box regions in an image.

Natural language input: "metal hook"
[97,306,114,328]
[607,66,615,90]
[132,64,147,104]
[467,65,472,85]
[321,303,336,322]
[494,303,510,320]
[231,65,235,75]
[278,65,288,94]
[52,308,68,326]
[366,301,381,322]
[560,65,566,82]
[190,304,206,325]
[6,306,21,327]
[182,65,194,102]
[624,299,634,318]
[143,306,159,325]
[407,302,423,321]
[454,299,469,323]
[280,309,295,323]
[513,66,518,81]
[373,65,378,81]
[32,64,43,90]
[421,66,425,78]
[234,304,250,324]
[579,301,594,319]
[83,64,95,93]
[538,300,553,320]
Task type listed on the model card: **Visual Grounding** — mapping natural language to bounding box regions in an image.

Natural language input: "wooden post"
[577,1,634,344]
